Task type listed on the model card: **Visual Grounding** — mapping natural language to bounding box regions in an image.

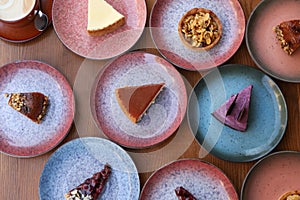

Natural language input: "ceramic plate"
[0,0,53,43]
[39,137,140,200]
[241,151,300,200]
[150,0,245,71]
[52,0,146,60]
[246,0,300,82]
[140,159,238,199]
[188,64,287,162]
[91,51,187,148]
[0,60,74,157]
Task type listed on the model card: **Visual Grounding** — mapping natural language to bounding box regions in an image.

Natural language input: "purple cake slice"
[212,85,253,131]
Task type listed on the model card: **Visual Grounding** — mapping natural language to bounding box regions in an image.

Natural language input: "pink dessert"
[212,85,253,131]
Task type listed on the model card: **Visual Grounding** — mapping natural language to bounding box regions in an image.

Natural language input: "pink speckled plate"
[140,159,238,200]
[0,0,53,43]
[241,151,300,200]
[52,0,146,60]
[0,60,74,157]
[150,0,245,71]
[91,51,187,149]
[246,0,300,82]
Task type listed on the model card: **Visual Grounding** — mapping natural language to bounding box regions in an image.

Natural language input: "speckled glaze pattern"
[188,64,287,162]
[0,0,53,42]
[91,51,187,148]
[241,151,300,200]
[150,0,245,71]
[0,60,74,157]
[52,0,146,60]
[39,137,140,200]
[246,0,300,82]
[140,159,238,200]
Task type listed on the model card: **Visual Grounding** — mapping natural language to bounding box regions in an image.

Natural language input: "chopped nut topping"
[8,93,27,111]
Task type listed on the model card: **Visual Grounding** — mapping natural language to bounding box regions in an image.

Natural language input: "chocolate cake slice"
[175,186,197,200]
[7,92,48,124]
[64,164,111,200]
[273,19,300,55]
[212,85,253,132]
[115,83,165,123]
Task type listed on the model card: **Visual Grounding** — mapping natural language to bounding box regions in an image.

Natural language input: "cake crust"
[87,17,125,36]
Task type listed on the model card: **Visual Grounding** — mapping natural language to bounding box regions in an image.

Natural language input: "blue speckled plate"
[188,64,287,162]
[39,137,140,200]
[150,0,245,71]
[140,159,238,200]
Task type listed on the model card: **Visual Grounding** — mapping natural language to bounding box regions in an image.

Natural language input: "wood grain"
[1,0,299,199]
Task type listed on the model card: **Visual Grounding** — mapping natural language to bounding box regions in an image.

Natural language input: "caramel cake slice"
[64,164,111,200]
[212,85,253,132]
[278,190,300,200]
[175,186,197,200]
[87,0,125,36]
[6,92,48,124]
[273,19,300,55]
[115,83,165,123]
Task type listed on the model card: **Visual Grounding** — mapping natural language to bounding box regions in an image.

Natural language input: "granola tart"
[178,8,222,50]
[273,19,300,55]
[175,186,197,200]
[64,164,111,200]
[278,190,300,200]
[6,92,48,124]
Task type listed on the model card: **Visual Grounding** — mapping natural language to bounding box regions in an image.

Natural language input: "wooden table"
[1,0,299,199]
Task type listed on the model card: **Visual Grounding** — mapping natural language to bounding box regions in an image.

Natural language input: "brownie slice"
[175,186,197,200]
[64,164,111,200]
[7,92,48,124]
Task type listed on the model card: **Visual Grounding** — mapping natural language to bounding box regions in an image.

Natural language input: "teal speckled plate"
[188,64,287,162]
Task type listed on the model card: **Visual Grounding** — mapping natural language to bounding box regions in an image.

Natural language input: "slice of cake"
[212,85,253,132]
[64,164,111,200]
[6,92,48,124]
[87,0,125,36]
[175,186,197,200]
[115,83,165,123]
[273,19,300,55]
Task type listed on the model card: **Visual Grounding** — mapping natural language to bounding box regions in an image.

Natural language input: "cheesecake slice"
[87,0,125,36]
[64,164,111,200]
[6,92,48,124]
[273,19,300,55]
[175,186,197,200]
[212,85,253,132]
[115,83,165,123]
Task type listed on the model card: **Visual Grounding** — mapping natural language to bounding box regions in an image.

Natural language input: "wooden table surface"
[1,0,299,199]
